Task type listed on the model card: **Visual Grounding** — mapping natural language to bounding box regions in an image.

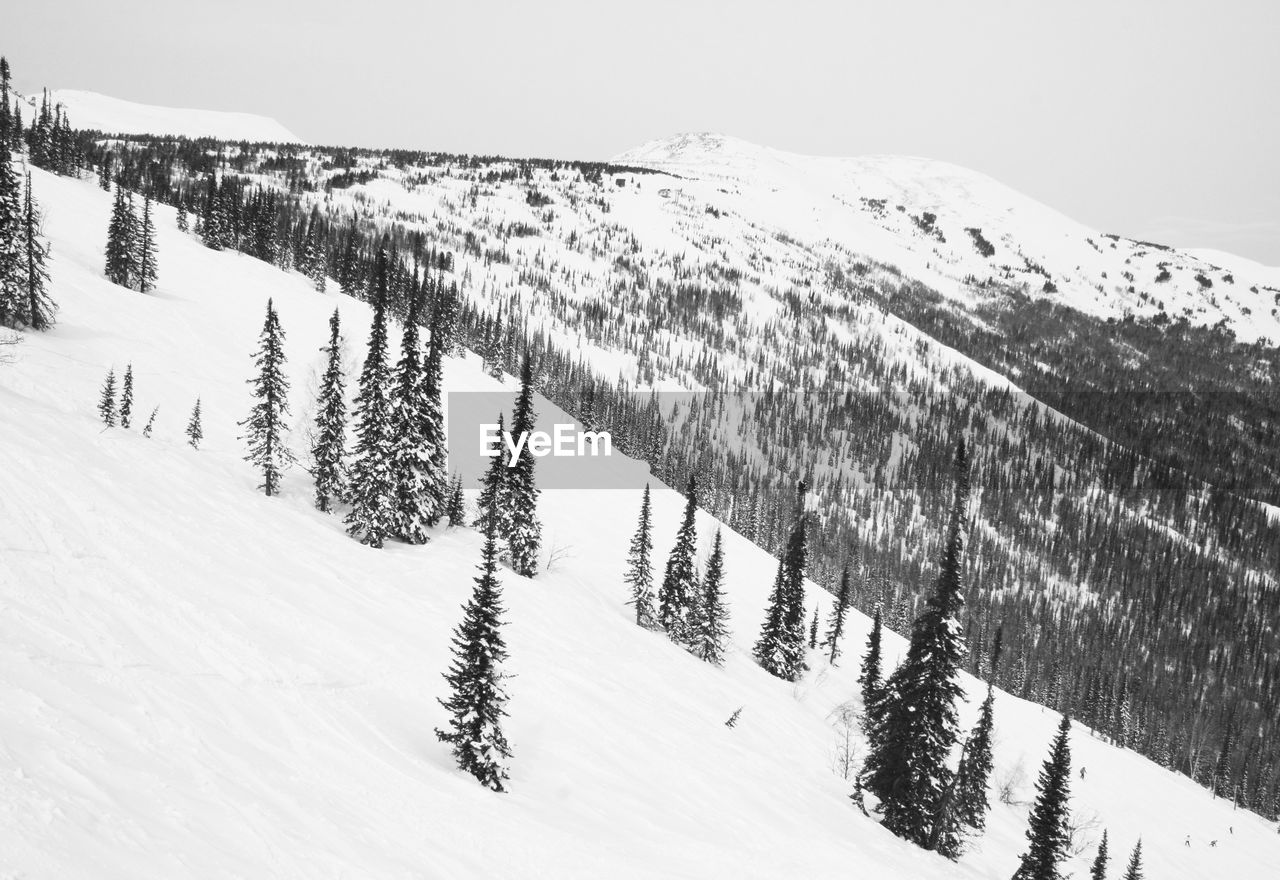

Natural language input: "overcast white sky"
[9,0,1279,264]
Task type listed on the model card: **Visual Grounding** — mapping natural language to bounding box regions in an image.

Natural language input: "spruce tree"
[1120,839,1143,880]
[186,398,203,448]
[445,473,466,526]
[625,484,658,628]
[858,604,885,713]
[658,476,699,642]
[808,606,819,649]
[311,307,347,513]
[0,141,20,326]
[505,352,542,576]
[753,484,808,682]
[475,412,509,530]
[142,406,158,438]
[435,514,513,793]
[98,368,117,426]
[690,528,729,665]
[863,438,970,850]
[345,248,397,547]
[955,684,996,833]
[135,193,158,293]
[1089,830,1110,880]
[119,364,134,429]
[822,562,852,664]
[389,287,434,542]
[17,172,54,330]
[239,299,293,496]
[1012,715,1075,880]
[104,184,136,287]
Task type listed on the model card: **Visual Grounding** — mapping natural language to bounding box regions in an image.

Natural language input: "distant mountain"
[615,133,1280,344]
[14,88,300,143]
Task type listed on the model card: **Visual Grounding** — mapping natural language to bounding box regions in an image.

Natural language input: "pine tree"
[690,528,730,665]
[753,484,809,682]
[104,184,136,287]
[142,406,158,438]
[135,193,158,293]
[625,484,658,628]
[239,298,293,496]
[1012,715,1075,880]
[475,412,509,531]
[185,398,203,449]
[658,476,699,642]
[863,438,970,850]
[808,606,819,649]
[16,172,54,330]
[176,206,188,233]
[1120,839,1143,880]
[0,141,21,326]
[1089,830,1110,880]
[445,473,466,526]
[98,368,117,426]
[389,284,446,542]
[345,248,397,547]
[311,307,347,513]
[119,364,134,429]
[505,352,542,576]
[822,562,852,664]
[858,604,885,714]
[0,57,9,147]
[955,684,996,833]
[435,514,513,793]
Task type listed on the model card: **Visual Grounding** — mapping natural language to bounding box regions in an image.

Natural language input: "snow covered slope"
[1,164,1277,879]
[615,133,1280,343]
[15,89,299,142]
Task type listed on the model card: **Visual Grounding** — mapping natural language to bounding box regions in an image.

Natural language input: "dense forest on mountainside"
[55,125,1280,819]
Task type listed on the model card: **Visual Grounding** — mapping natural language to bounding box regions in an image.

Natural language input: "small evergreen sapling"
[186,398,203,449]
[445,473,466,526]
[808,606,819,649]
[98,368,117,426]
[142,406,158,438]
[1089,830,1110,880]
[119,364,134,428]
[1120,839,1143,880]
[822,562,852,664]
[435,514,513,792]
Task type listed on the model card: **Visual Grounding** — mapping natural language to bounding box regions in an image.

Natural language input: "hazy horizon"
[9,0,1279,265]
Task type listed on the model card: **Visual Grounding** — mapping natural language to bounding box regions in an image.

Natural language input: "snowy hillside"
[615,133,1280,344]
[14,89,299,142]
[2,163,1277,878]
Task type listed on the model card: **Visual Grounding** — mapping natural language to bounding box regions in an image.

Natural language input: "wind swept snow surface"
[17,89,299,142]
[1,165,1277,878]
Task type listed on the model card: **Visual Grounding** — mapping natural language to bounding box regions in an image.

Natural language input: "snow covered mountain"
[3,160,1278,880]
[615,133,1280,344]
[14,88,299,142]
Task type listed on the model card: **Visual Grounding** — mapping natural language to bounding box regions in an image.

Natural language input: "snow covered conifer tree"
[17,172,55,330]
[119,364,134,429]
[808,607,819,649]
[142,406,158,438]
[475,412,509,531]
[389,287,436,543]
[1089,830,1110,880]
[954,684,995,834]
[1120,839,1143,880]
[135,193,158,294]
[753,484,808,681]
[1011,715,1075,880]
[823,563,852,664]
[98,368,117,426]
[690,528,729,665]
[445,473,466,526]
[311,307,347,513]
[345,248,398,547]
[239,298,293,497]
[435,514,513,793]
[0,141,21,326]
[863,438,970,850]
[186,398,203,448]
[624,484,657,628]
[505,352,542,577]
[658,476,699,642]
[104,184,136,287]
